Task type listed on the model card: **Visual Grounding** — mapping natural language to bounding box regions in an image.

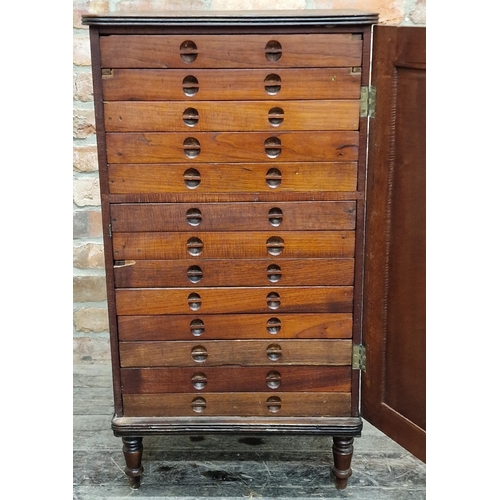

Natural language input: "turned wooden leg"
[332,436,354,489]
[122,436,144,489]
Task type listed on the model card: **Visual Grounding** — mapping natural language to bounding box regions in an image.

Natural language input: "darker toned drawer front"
[107,162,358,195]
[120,366,351,393]
[119,339,352,367]
[117,313,353,341]
[112,231,355,260]
[100,34,362,69]
[122,392,351,417]
[104,100,359,132]
[106,132,359,163]
[114,258,354,288]
[115,287,353,315]
[110,202,356,232]
[102,68,361,101]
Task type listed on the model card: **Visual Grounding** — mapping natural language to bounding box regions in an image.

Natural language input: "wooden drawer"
[110,202,356,232]
[112,231,355,260]
[114,258,354,288]
[119,339,352,367]
[100,34,362,69]
[104,100,360,132]
[122,392,351,417]
[106,131,359,163]
[120,366,351,393]
[107,162,358,194]
[117,313,353,341]
[102,68,361,101]
[115,287,353,315]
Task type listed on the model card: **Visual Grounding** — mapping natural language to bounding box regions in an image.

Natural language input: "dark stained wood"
[117,313,353,341]
[108,162,359,195]
[100,34,362,69]
[332,437,354,489]
[120,366,351,393]
[119,339,353,367]
[122,392,352,417]
[106,131,359,163]
[115,287,353,315]
[110,201,356,232]
[122,436,143,489]
[113,258,354,287]
[112,231,355,260]
[362,25,426,463]
[102,68,361,101]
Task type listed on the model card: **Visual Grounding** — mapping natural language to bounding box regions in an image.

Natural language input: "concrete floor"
[74,361,426,500]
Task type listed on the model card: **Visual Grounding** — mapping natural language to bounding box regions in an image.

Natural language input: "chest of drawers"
[82,10,426,490]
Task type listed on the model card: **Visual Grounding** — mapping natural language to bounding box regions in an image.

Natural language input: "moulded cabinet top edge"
[81,9,379,27]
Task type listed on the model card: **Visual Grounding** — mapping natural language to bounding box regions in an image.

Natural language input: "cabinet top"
[81,9,378,27]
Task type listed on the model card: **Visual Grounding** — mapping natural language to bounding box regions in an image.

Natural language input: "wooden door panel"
[362,25,426,463]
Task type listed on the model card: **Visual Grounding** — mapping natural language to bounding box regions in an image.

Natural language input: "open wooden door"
[362,25,426,462]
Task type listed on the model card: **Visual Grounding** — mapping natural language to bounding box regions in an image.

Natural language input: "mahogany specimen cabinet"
[81,10,426,490]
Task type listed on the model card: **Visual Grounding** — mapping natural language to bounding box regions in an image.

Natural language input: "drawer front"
[100,34,362,69]
[106,131,359,163]
[122,392,351,417]
[117,313,353,341]
[108,162,358,194]
[114,258,354,288]
[112,231,355,260]
[119,339,352,367]
[102,68,361,101]
[120,366,351,393]
[104,101,360,132]
[110,202,356,232]
[115,287,353,315]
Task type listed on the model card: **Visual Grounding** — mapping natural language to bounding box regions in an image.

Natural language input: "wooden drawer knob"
[266,236,284,256]
[266,264,282,283]
[184,168,201,189]
[266,317,281,334]
[266,343,282,361]
[268,207,283,227]
[264,137,282,158]
[191,372,208,390]
[187,265,203,284]
[266,396,282,413]
[268,107,284,127]
[186,208,202,226]
[180,40,198,63]
[188,292,202,311]
[266,168,282,188]
[191,345,208,362]
[190,318,205,337]
[266,370,281,389]
[182,75,199,97]
[264,73,281,95]
[191,396,206,413]
[265,40,282,62]
[183,107,199,127]
[186,237,203,256]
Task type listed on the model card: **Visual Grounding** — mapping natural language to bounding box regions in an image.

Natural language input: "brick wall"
[72,0,426,363]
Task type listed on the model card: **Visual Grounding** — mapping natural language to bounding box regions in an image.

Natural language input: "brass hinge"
[360,86,376,118]
[352,344,366,372]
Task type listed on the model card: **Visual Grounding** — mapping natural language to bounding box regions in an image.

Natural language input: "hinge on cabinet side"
[360,86,376,118]
[352,344,366,372]
[108,223,112,238]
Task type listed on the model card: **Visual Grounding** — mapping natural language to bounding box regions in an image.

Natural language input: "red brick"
[74,210,103,238]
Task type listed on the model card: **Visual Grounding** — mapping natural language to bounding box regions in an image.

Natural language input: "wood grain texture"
[113,258,355,287]
[110,201,356,232]
[117,313,353,341]
[102,68,361,101]
[108,162,359,194]
[115,286,353,315]
[120,366,351,393]
[104,100,359,132]
[105,131,359,163]
[112,231,355,260]
[100,34,362,68]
